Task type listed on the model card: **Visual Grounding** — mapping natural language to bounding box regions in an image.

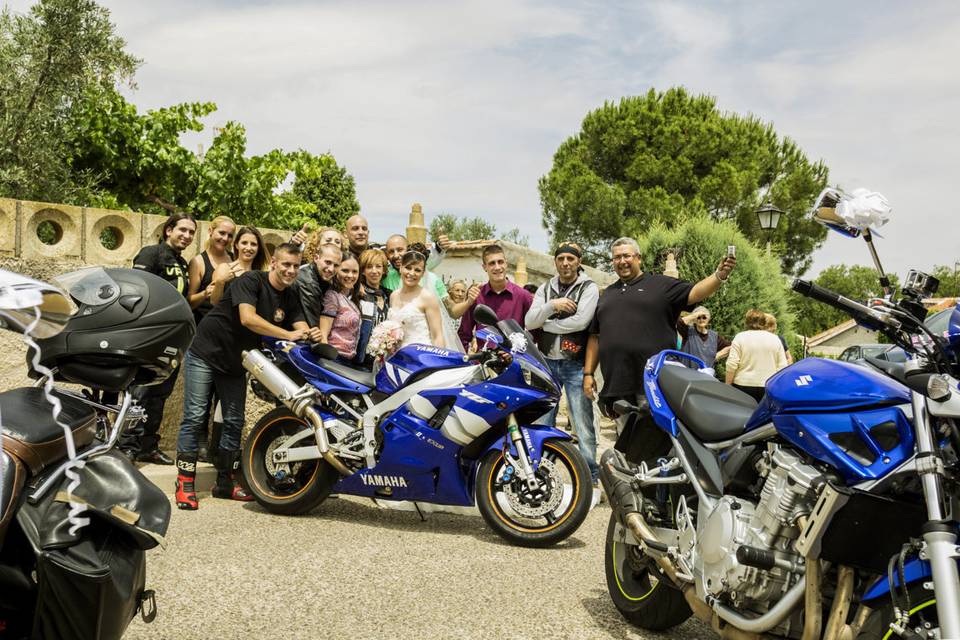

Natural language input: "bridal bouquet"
[367,320,404,362]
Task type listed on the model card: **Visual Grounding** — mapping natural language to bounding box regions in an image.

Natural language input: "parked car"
[838,343,907,362]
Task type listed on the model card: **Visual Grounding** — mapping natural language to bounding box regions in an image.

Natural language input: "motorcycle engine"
[694,446,824,609]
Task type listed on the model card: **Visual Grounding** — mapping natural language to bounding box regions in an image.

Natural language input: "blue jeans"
[176,352,247,453]
[541,358,599,482]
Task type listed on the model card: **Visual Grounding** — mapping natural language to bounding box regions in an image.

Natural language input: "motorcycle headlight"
[519,359,558,395]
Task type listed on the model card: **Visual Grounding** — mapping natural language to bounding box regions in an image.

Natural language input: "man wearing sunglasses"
[583,237,735,420]
[678,305,731,370]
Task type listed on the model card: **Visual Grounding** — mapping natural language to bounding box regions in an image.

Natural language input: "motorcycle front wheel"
[475,438,591,548]
[604,511,691,630]
[241,407,340,515]
[857,585,939,639]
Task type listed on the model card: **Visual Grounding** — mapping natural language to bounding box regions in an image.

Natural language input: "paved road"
[127,467,713,640]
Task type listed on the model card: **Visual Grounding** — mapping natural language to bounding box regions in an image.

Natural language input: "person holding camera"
[525,242,600,484]
[584,238,736,420]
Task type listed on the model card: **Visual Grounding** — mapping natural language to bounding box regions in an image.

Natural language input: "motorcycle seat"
[317,359,376,389]
[658,365,757,441]
[0,387,97,474]
[0,452,25,547]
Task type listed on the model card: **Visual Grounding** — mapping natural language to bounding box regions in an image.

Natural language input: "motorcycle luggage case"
[13,450,169,639]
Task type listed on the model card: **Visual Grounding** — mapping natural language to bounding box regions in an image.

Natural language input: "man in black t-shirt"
[173,243,320,510]
[584,237,736,420]
[121,212,197,465]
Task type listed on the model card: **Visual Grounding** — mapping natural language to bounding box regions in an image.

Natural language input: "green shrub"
[632,215,794,342]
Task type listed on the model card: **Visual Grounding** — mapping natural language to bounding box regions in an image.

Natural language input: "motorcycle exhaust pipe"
[242,349,350,476]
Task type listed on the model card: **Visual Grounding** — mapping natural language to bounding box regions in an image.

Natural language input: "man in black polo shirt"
[121,212,197,465]
[173,243,320,510]
[584,237,736,419]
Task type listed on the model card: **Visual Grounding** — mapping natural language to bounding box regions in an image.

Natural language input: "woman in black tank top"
[188,216,236,324]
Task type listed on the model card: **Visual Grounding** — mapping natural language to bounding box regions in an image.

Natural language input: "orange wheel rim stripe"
[248,415,320,501]
[485,441,580,533]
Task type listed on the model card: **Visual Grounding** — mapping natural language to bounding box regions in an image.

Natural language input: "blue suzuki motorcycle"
[239,305,592,547]
[601,188,960,639]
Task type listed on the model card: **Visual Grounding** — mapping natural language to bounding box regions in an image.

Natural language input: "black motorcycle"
[0,266,194,639]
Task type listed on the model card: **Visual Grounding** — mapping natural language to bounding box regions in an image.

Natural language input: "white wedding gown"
[388,301,433,348]
[387,299,463,352]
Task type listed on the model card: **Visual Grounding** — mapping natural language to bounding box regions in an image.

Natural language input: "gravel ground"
[125,424,715,640]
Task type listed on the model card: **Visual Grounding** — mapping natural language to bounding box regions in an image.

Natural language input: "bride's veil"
[436,294,465,353]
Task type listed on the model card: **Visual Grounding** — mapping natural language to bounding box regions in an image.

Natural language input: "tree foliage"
[931,264,960,298]
[1,2,358,231]
[636,216,794,343]
[0,0,138,203]
[428,213,528,245]
[539,87,830,275]
[789,264,898,337]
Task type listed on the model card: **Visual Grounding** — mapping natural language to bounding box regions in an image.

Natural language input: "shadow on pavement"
[242,495,589,550]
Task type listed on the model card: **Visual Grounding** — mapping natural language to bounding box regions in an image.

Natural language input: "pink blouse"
[321,289,361,359]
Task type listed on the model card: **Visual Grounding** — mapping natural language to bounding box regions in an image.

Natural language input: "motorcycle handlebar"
[791,279,897,332]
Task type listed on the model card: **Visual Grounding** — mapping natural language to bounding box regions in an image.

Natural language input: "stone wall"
[0,198,293,451]
[434,239,616,288]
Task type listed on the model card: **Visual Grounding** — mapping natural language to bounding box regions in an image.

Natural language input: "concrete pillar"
[514,255,528,286]
[406,203,427,245]
[0,198,16,256]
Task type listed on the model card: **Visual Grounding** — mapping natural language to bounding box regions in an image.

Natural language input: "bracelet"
[584,373,594,378]
[714,270,729,283]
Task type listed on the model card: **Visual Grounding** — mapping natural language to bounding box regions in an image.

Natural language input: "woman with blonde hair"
[210,226,270,305]
[764,313,794,365]
[187,215,235,323]
[725,309,788,401]
[303,226,346,262]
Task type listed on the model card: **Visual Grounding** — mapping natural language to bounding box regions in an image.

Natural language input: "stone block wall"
[0,198,293,450]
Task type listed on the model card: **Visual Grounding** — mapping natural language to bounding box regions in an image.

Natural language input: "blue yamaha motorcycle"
[601,188,960,639]
[239,305,592,547]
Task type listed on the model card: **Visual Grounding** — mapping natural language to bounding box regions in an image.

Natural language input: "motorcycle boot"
[175,452,199,510]
[211,450,253,501]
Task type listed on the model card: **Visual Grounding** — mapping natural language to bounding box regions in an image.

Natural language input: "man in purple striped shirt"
[457,244,534,350]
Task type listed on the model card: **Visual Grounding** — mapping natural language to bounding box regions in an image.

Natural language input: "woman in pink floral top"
[319,254,362,361]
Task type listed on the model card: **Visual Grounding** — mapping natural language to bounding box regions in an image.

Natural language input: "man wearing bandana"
[525,242,600,487]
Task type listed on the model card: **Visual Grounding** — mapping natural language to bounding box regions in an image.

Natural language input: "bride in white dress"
[387,250,448,349]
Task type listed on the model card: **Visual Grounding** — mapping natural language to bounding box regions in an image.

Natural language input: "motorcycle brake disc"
[503,457,565,518]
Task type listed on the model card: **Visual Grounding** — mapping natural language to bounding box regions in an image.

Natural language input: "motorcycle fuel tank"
[748,358,914,484]
[762,358,910,413]
[376,344,470,394]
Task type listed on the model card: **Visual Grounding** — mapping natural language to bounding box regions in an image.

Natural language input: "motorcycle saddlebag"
[13,450,169,639]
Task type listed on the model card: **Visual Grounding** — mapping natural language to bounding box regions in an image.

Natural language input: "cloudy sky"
[10,0,959,277]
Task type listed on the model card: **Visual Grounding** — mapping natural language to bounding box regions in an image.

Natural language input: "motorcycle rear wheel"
[857,586,938,639]
[475,438,591,548]
[604,512,691,630]
[241,407,340,515]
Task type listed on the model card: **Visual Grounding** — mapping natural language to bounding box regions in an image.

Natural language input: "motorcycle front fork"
[911,391,960,637]
[504,415,539,491]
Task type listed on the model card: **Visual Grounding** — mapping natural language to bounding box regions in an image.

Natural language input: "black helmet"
[31,267,195,391]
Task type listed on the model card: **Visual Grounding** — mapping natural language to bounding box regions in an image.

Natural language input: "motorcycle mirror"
[0,269,76,339]
[810,187,862,238]
[612,399,639,417]
[473,304,500,327]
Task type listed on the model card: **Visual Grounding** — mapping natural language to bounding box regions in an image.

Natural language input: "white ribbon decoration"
[507,332,528,353]
[835,188,891,230]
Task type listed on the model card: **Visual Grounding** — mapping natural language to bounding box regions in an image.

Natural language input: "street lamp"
[756,201,784,254]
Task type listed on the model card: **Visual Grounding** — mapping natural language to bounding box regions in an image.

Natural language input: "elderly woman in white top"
[725,308,788,401]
